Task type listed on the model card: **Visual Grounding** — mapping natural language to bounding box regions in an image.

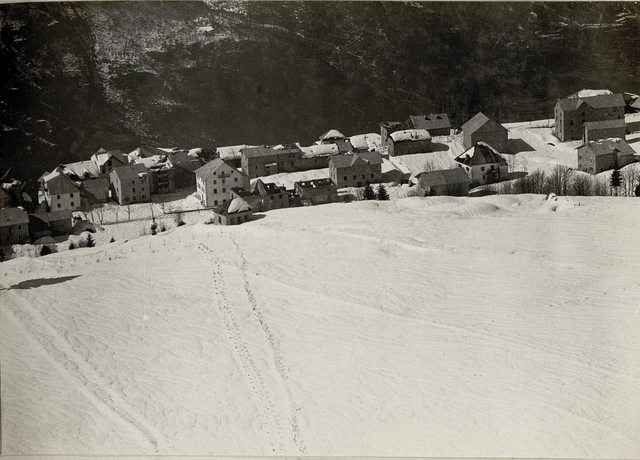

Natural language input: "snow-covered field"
[2,194,640,457]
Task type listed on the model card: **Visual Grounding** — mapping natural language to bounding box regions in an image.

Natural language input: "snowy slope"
[2,195,640,456]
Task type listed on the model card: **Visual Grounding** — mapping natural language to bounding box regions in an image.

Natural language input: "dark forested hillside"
[1,1,639,183]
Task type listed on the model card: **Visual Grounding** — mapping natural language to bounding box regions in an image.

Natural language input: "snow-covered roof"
[558,91,625,111]
[319,129,345,141]
[348,133,382,151]
[195,158,241,180]
[389,129,431,142]
[42,168,81,195]
[62,160,100,179]
[92,150,127,168]
[298,143,339,157]
[215,196,253,216]
[455,142,507,167]
[571,89,613,98]
[217,144,257,160]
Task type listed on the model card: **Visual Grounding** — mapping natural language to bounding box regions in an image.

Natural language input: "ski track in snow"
[198,239,304,454]
[4,290,164,451]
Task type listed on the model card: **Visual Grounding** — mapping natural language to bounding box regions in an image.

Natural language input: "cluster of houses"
[2,88,640,246]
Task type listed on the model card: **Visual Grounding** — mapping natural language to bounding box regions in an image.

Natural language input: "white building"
[195,159,249,207]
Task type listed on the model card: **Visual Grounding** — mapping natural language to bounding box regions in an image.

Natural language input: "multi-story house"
[39,167,82,212]
[454,142,509,186]
[461,112,508,151]
[109,164,150,205]
[195,159,249,207]
[554,90,625,142]
[329,151,383,188]
[577,138,636,174]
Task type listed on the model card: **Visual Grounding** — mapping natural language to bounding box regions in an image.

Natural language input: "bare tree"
[545,164,574,196]
[622,164,639,197]
[94,206,105,226]
[570,174,593,196]
[126,205,132,222]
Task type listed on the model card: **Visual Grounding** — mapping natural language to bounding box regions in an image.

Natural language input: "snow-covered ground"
[2,194,640,456]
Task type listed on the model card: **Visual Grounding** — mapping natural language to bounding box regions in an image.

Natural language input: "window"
[222,178,225,184]
[70,202,74,206]
[57,194,61,199]
[481,167,485,171]
[132,180,135,185]
[70,193,74,197]
[214,200,218,205]
[255,165,258,170]
[213,188,217,194]
[278,194,282,199]
[371,174,374,178]
[213,180,217,185]
[133,188,136,193]
[234,177,238,182]
[57,203,61,208]
[222,188,226,193]
[362,174,365,179]
[142,187,144,191]
[344,176,347,181]
[18,224,22,230]
[353,175,356,179]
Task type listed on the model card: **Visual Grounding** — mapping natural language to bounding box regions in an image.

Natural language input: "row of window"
[343,174,375,181]
[213,177,238,185]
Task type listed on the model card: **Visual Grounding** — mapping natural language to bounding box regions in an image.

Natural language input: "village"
[2,88,640,257]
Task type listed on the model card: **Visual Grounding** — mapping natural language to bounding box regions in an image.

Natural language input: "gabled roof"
[195,158,234,180]
[110,163,149,181]
[455,142,508,167]
[330,151,383,169]
[557,91,625,112]
[583,119,627,130]
[578,138,635,156]
[35,209,73,223]
[215,197,252,216]
[319,129,345,141]
[62,160,100,179]
[241,146,280,159]
[389,129,431,142]
[42,168,81,195]
[81,177,110,201]
[251,179,286,195]
[0,207,29,226]
[92,150,127,168]
[416,168,470,188]
[461,112,506,135]
[409,113,451,131]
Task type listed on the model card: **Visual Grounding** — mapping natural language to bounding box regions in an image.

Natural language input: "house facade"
[91,149,128,176]
[577,138,636,174]
[109,164,150,205]
[294,179,338,205]
[195,159,249,207]
[212,197,253,225]
[454,142,509,186]
[251,180,290,211]
[554,91,625,141]
[40,167,82,212]
[416,168,470,196]
[387,129,432,156]
[583,119,627,143]
[329,151,383,188]
[380,113,451,146]
[241,145,302,178]
[0,207,29,245]
[461,112,508,151]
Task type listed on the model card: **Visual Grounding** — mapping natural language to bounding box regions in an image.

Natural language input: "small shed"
[583,119,627,143]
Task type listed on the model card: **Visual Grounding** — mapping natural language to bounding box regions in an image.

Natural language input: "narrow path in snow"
[198,241,303,454]
[4,290,165,451]
[227,234,307,454]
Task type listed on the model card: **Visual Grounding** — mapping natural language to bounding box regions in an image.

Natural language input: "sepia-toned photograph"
[1,1,639,457]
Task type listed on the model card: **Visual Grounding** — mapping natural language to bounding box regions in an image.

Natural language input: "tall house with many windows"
[554,90,625,142]
[195,159,249,207]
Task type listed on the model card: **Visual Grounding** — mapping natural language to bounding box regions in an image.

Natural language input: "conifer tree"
[376,183,390,200]
[362,182,376,200]
[86,234,96,248]
[610,159,622,196]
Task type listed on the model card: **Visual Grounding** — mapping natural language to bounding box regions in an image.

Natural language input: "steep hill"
[2,2,639,183]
